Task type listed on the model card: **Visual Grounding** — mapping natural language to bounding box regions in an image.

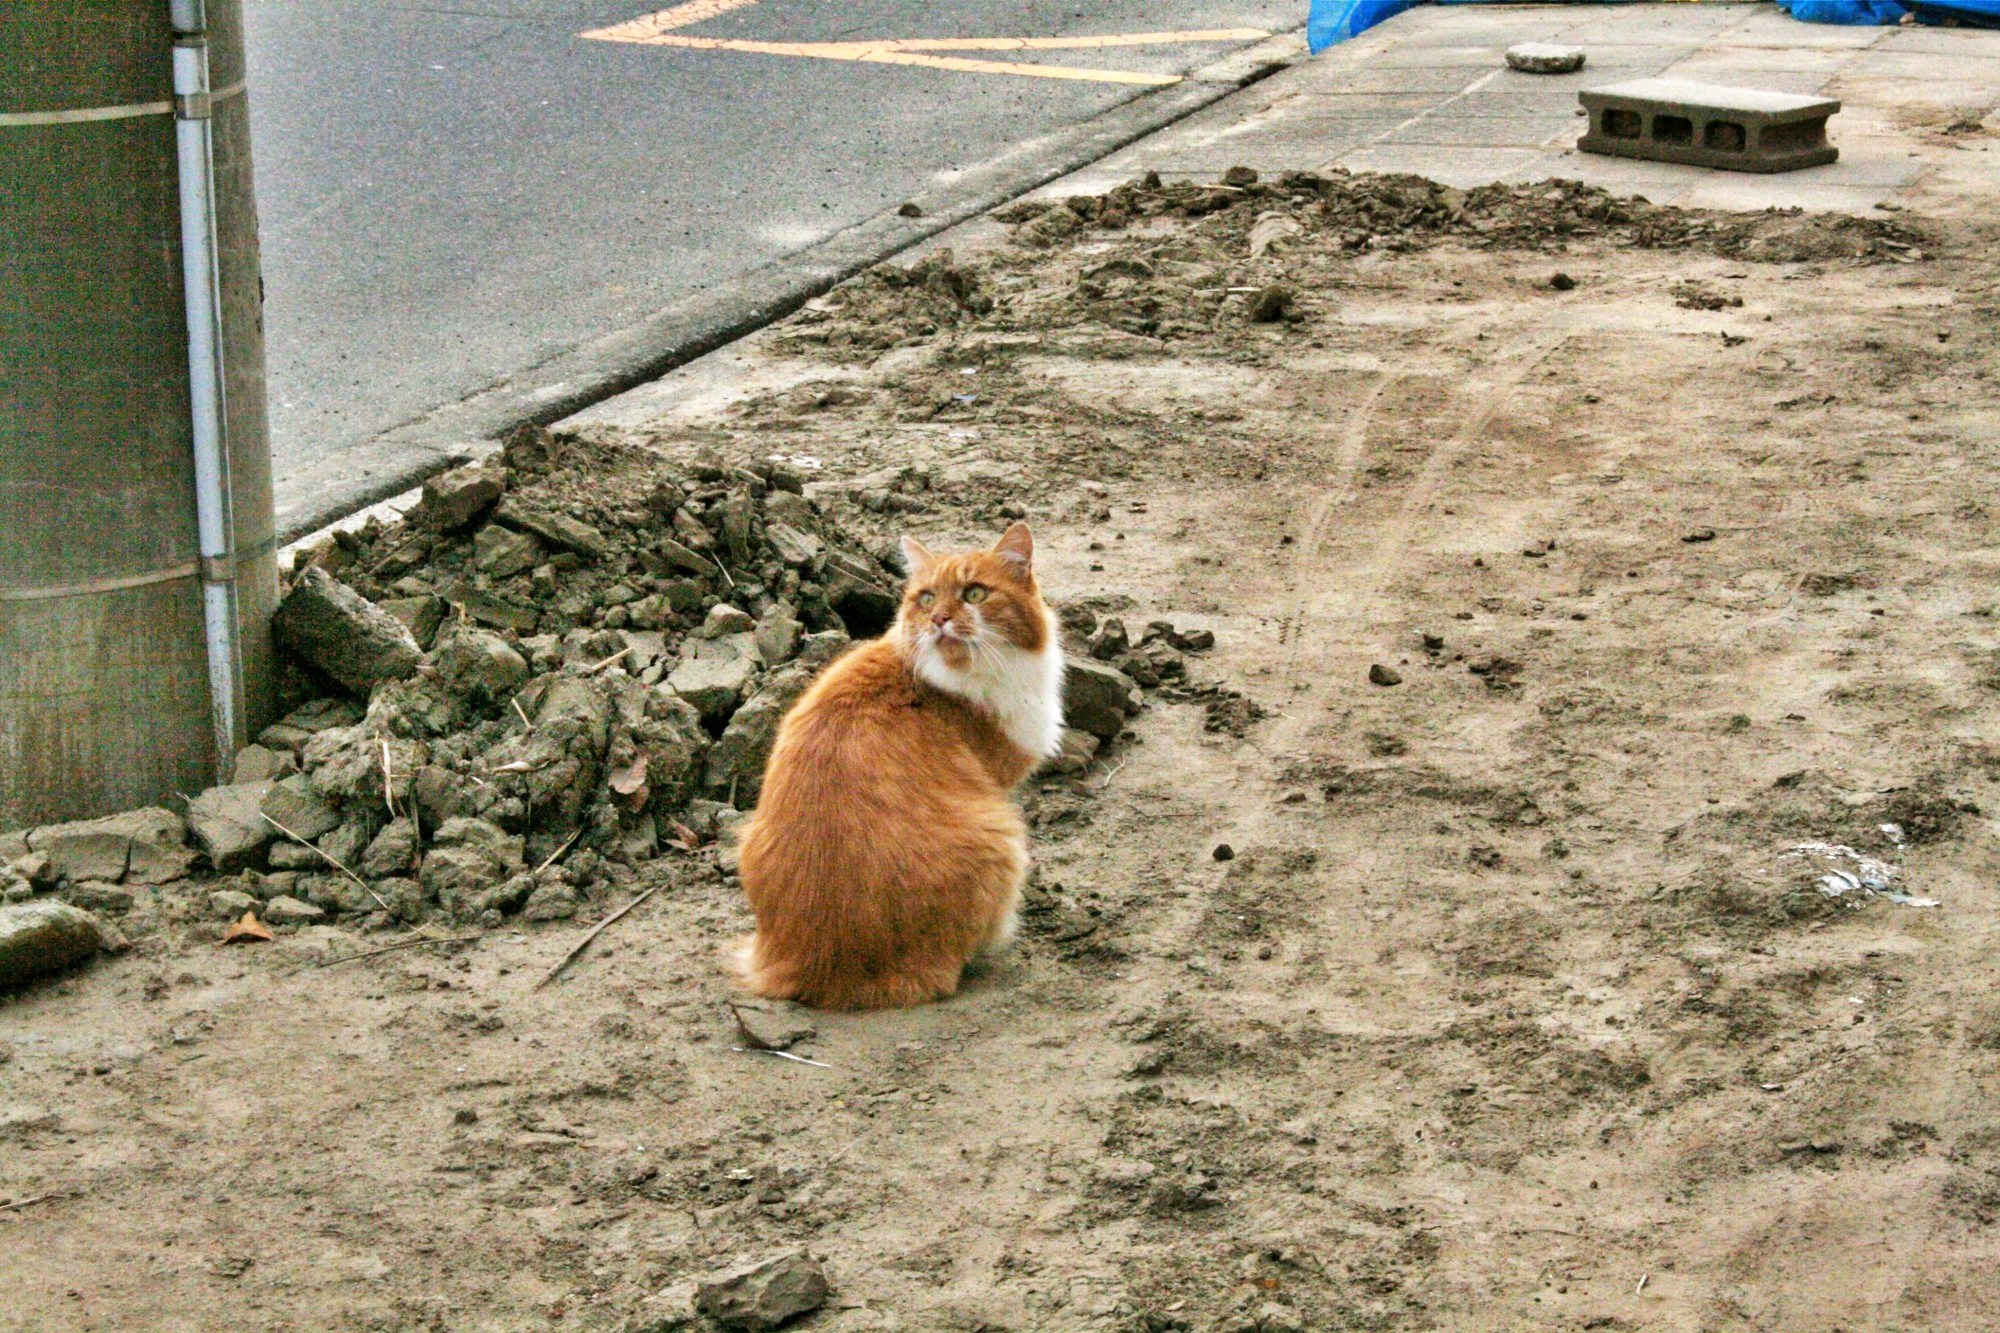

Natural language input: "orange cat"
[732,522,1064,1010]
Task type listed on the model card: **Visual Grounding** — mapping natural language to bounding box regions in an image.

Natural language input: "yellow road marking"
[582,0,760,42]
[582,9,1271,86]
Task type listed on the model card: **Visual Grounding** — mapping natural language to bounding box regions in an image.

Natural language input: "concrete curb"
[273,29,1305,544]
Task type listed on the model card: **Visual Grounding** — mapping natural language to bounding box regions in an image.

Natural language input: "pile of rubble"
[3,427,1190,963]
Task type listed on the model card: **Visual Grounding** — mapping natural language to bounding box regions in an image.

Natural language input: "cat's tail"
[729,932,955,1011]
[728,933,798,1001]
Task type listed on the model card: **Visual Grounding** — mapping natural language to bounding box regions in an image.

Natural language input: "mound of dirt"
[776,167,1936,360]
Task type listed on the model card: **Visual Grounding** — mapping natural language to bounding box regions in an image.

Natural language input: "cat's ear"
[992,522,1034,575]
[900,535,937,580]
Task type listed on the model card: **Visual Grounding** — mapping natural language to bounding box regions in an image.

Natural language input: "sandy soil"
[7,162,2000,1333]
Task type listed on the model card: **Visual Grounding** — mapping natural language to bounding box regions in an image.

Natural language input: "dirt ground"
[9,155,2000,1333]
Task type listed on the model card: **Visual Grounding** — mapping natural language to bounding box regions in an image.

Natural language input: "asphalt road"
[242,0,1297,516]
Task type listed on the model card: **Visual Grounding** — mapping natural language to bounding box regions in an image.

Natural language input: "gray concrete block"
[1578,78,1839,174]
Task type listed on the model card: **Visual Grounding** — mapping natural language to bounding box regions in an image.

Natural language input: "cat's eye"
[963,585,988,604]
[917,591,936,608]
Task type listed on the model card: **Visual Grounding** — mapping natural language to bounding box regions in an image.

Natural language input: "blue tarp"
[1306,0,1916,53]
[1773,0,1908,24]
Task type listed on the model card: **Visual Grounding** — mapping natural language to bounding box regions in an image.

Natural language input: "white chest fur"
[912,612,1066,760]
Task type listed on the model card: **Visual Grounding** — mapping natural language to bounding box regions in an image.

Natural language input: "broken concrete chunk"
[261,774,343,842]
[730,1000,817,1052]
[262,895,326,927]
[433,626,531,706]
[185,780,277,872]
[696,603,755,639]
[232,743,298,784]
[753,604,804,667]
[693,1251,831,1331]
[0,901,112,991]
[494,499,606,559]
[28,807,193,886]
[360,818,420,879]
[1062,659,1141,741]
[670,635,762,721]
[273,566,423,694]
[419,465,505,530]
[704,665,814,795]
[208,888,258,920]
[764,523,822,567]
[432,816,525,870]
[65,881,134,915]
[474,524,543,579]
[420,846,507,916]
[1046,727,1102,774]
[378,595,446,651]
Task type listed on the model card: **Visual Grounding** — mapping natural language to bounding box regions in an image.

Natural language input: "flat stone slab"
[1579,78,1840,174]
[1506,43,1584,75]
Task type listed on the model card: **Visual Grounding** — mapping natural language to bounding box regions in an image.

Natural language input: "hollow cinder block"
[1578,78,1839,174]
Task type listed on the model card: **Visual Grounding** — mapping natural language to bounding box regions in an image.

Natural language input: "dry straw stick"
[534,884,663,990]
[259,811,403,922]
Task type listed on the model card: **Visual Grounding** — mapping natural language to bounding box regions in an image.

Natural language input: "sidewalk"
[1042,4,2000,213]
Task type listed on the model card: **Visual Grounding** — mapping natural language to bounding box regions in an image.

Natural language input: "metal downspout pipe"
[171,0,245,776]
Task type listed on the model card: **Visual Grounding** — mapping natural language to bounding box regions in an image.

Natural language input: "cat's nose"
[930,611,952,628]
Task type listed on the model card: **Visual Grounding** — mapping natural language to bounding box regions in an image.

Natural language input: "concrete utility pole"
[0,0,276,829]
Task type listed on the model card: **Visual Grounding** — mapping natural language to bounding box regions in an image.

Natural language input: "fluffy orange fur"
[732,523,1060,1010]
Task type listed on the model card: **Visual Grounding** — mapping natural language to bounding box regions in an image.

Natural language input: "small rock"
[625,1282,700,1333]
[419,465,505,530]
[1212,843,1235,862]
[730,1000,817,1051]
[1221,165,1258,187]
[1248,284,1294,323]
[231,743,298,784]
[1506,42,1585,74]
[1046,727,1101,775]
[1368,663,1402,686]
[262,895,326,927]
[1548,272,1577,291]
[186,780,278,872]
[753,604,804,666]
[697,603,756,639]
[272,567,424,694]
[1170,627,1215,652]
[1062,659,1141,740]
[694,1251,831,1331]
[0,901,112,990]
[1683,527,1717,543]
[208,888,258,920]
[520,881,581,921]
[1086,617,1129,661]
[64,881,134,916]
[1254,1302,1307,1333]
[896,201,923,218]
[1090,1156,1157,1189]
